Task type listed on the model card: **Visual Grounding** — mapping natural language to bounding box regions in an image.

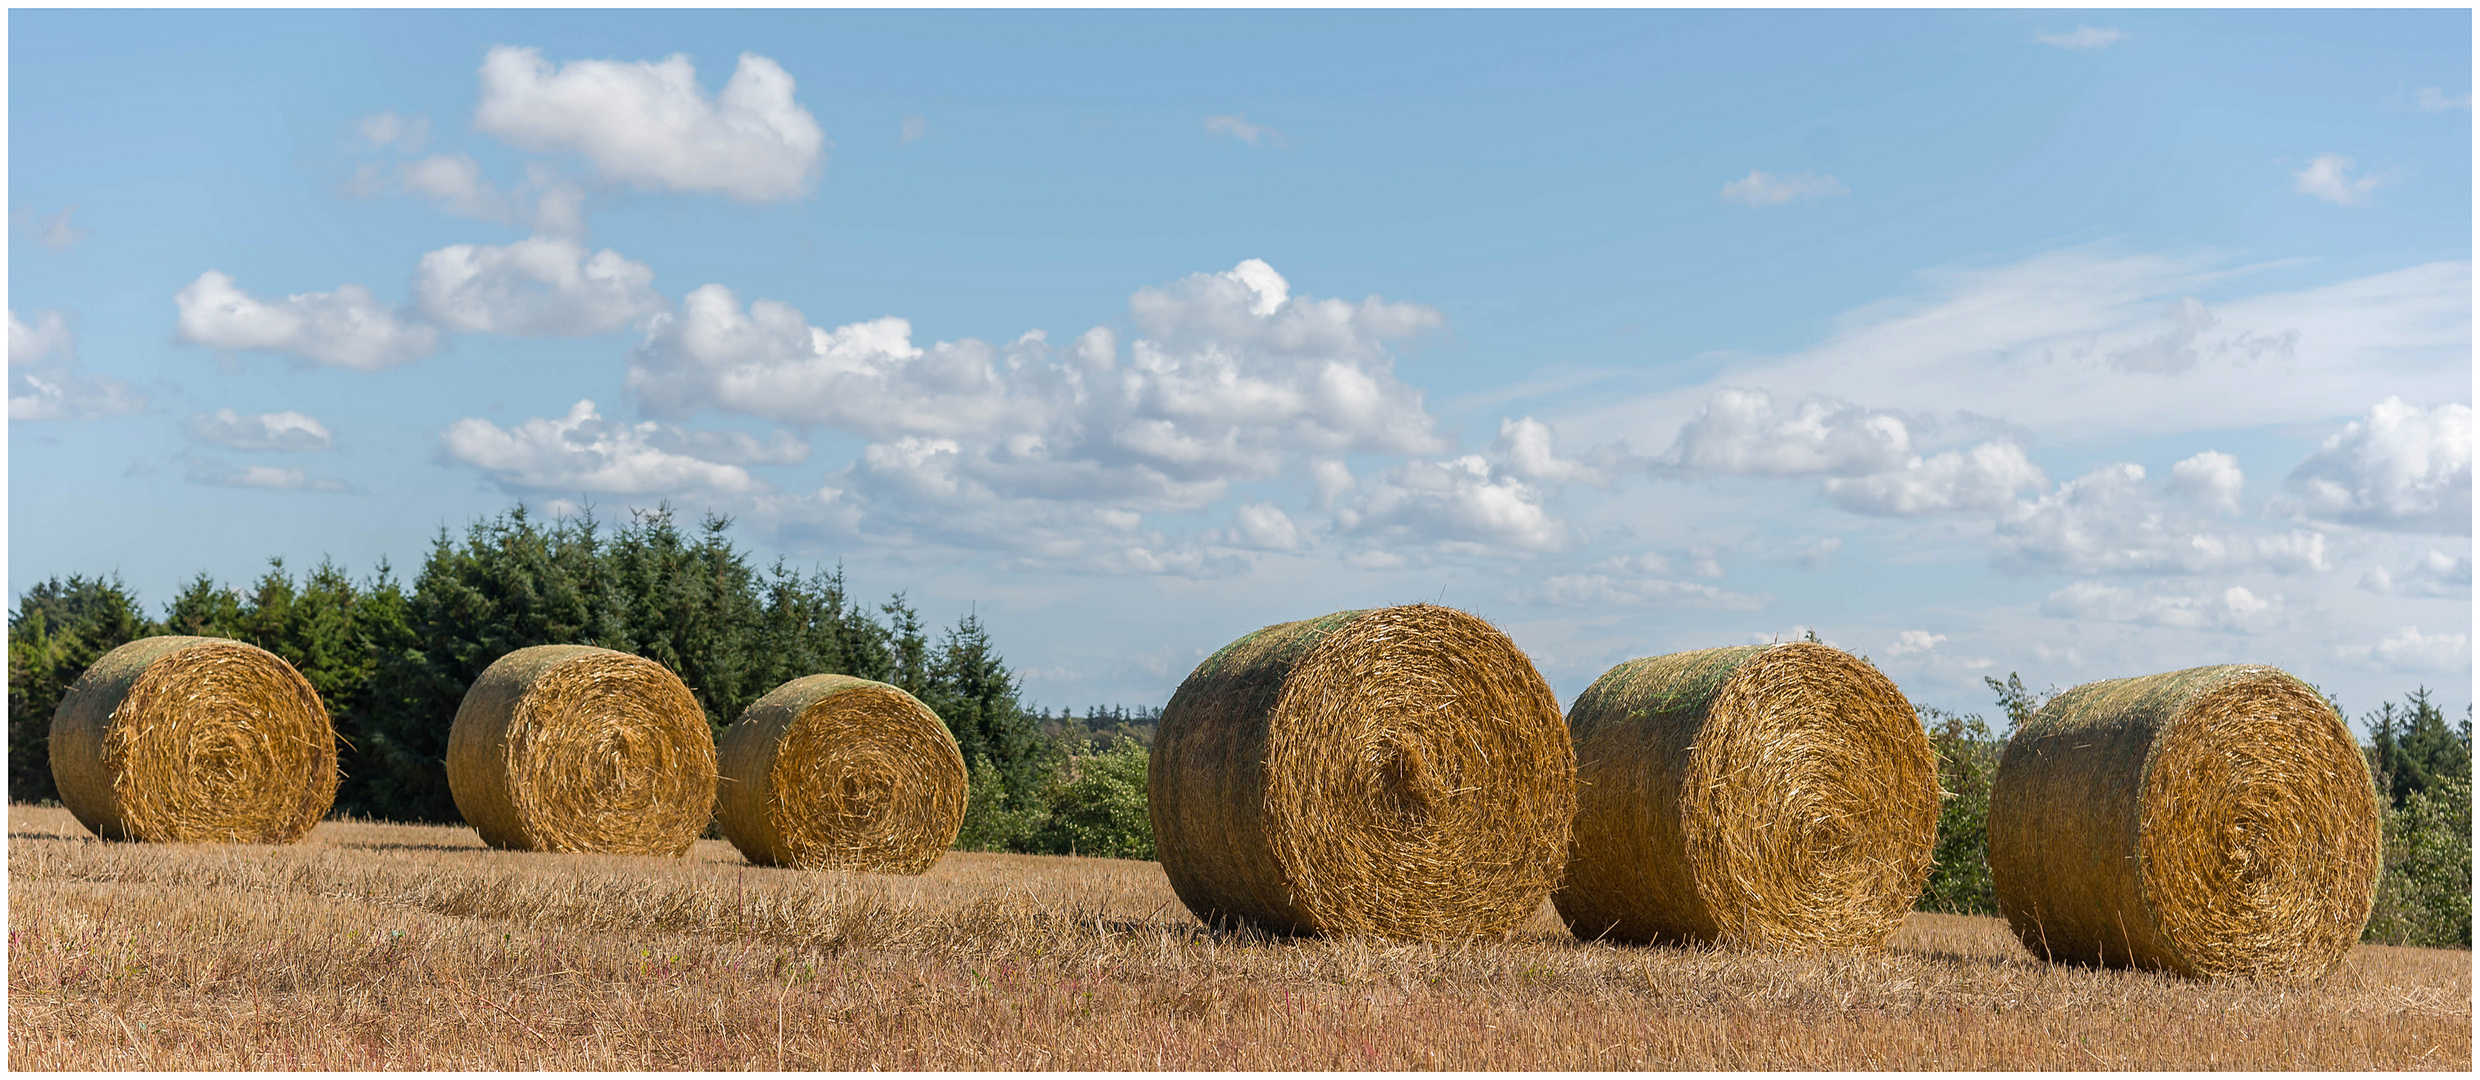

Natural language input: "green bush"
[1916,705,2001,916]
[1029,737,1155,860]
[2365,774,2473,949]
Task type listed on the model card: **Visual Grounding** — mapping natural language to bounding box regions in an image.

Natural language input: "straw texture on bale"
[1988,664,2381,980]
[1552,642,1939,950]
[1148,604,1575,940]
[48,635,337,844]
[715,674,967,874]
[446,644,717,855]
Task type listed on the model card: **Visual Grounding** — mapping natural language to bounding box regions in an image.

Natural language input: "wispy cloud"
[2292,153,2380,206]
[1203,113,1288,150]
[1719,169,1847,207]
[2033,26,2127,51]
[15,204,90,252]
[2414,86,2471,113]
[900,114,928,146]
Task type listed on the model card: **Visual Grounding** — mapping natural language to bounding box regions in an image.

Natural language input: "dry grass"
[7,803,2467,1070]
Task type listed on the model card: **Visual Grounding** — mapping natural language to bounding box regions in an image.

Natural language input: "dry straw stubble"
[1988,664,2381,979]
[1554,642,1940,950]
[48,635,338,844]
[446,644,717,856]
[1149,604,1575,940]
[715,674,967,874]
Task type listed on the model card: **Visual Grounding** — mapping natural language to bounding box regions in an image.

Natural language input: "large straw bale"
[1148,604,1574,940]
[446,644,716,855]
[48,635,337,844]
[715,674,967,874]
[1988,664,2380,979]
[1552,642,1938,949]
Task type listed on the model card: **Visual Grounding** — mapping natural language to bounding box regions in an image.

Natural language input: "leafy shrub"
[1916,705,2001,916]
[1029,737,1155,860]
[2365,774,2473,948]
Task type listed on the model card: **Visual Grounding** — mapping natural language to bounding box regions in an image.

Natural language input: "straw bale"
[1987,664,2380,979]
[715,674,967,874]
[1552,642,1938,949]
[446,644,716,855]
[1148,604,1574,940]
[48,635,337,844]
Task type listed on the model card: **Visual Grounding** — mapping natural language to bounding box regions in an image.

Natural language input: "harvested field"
[6,803,2468,1070]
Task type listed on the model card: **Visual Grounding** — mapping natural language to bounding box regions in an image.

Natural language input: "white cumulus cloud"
[8,309,144,422]
[1995,461,2331,575]
[1338,455,1567,554]
[1822,440,2048,515]
[2347,625,2473,675]
[184,408,333,452]
[1657,389,1913,477]
[1658,388,2041,515]
[439,399,796,495]
[2361,549,2471,597]
[2166,450,2246,516]
[1225,502,1305,552]
[2282,397,2471,534]
[474,46,825,202]
[1495,416,1613,486]
[174,270,439,370]
[1885,630,1947,657]
[1719,169,1847,207]
[2293,153,2380,206]
[2039,581,2287,635]
[9,308,74,366]
[627,259,1444,510]
[414,236,665,336]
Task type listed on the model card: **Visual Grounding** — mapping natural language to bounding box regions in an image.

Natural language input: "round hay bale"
[1148,604,1574,940]
[1551,642,1939,950]
[48,635,337,844]
[1988,664,2381,980]
[446,644,716,855]
[715,674,967,874]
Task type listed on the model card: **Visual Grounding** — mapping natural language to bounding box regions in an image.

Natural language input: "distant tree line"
[7,505,1060,837]
[1917,674,2472,950]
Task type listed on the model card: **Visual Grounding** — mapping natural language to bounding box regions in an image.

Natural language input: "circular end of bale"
[715,674,967,874]
[446,644,717,855]
[1552,642,1939,950]
[1990,664,2380,980]
[1150,604,1574,940]
[47,635,338,844]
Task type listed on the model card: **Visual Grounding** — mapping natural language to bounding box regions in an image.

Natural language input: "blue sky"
[10,9,2472,723]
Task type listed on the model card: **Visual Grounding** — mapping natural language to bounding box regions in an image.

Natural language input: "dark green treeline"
[7,505,1048,830]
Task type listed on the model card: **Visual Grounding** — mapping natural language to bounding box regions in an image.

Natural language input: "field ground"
[7,804,2470,1070]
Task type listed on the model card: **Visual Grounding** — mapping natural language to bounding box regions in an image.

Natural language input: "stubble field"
[7,804,2469,1070]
